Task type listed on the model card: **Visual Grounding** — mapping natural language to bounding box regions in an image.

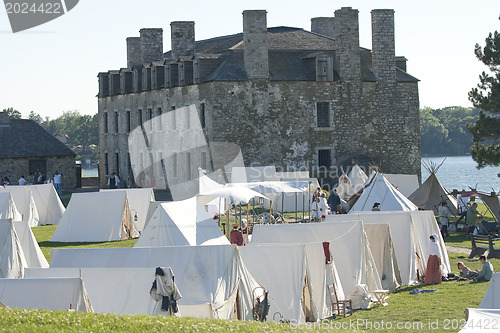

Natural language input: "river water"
[421,156,500,193]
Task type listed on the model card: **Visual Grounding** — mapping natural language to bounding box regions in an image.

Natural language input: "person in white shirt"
[311,197,319,221]
[18,176,27,185]
[53,171,62,196]
[438,201,451,238]
[318,193,330,221]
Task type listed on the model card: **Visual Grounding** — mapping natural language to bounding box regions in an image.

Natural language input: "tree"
[468,15,500,175]
[2,107,21,119]
[28,111,43,124]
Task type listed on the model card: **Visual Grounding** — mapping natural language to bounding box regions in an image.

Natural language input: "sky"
[0,0,498,119]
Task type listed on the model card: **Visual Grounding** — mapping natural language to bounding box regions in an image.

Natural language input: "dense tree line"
[420,106,480,156]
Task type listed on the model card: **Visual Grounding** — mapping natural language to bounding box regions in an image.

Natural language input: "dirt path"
[446,245,470,255]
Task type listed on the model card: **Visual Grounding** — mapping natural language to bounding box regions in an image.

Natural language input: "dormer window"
[316,56,333,81]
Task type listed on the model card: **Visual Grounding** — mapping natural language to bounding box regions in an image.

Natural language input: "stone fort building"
[98,7,420,189]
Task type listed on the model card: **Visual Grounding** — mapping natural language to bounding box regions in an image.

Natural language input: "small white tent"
[0,277,93,312]
[50,191,139,242]
[12,220,49,268]
[0,192,22,221]
[0,219,26,278]
[100,188,155,232]
[250,221,382,307]
[384,174,419,198]
[135,197,229,247]
[0,186,39,227]
[198,172,226,217]
[240,243,344,323]
[49,245,263,320]
[348,165,368,193]
[479,273,500,309]
[30,184,65,225]
[336,172,356,200]
[349,172,418,212]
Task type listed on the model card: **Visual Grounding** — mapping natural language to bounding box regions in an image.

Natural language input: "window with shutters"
[317,149,331,169]
[316,102,330,128]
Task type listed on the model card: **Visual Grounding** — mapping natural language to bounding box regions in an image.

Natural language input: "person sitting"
[474,255,494,282]
[457,262,479,280]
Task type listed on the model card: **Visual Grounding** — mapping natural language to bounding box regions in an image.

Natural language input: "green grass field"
[4,224,498,332]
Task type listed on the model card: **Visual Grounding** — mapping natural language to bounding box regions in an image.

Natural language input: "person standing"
[18,175,27,185]
[327,189,341,214]
[438,201,451,238]
[466,202,483,236]
[424,234,442,284]
[108,172,120,189]
[318,193,329,220]
[53,171,63,196]
[37,171,46,184]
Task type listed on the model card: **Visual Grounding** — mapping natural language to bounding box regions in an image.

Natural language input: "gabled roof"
[0,118,75,159]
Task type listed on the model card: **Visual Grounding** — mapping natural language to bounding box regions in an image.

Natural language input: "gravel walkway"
[446,245,470,255]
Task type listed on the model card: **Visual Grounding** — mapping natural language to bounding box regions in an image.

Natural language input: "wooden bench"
[487,236,500,259]
[469,235,490,259]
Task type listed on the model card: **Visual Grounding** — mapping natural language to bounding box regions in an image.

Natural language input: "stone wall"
[0,156,77,189]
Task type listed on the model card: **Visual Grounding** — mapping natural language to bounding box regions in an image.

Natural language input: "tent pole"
[239,203,242,228]
[295,191,298,223]
[226,198,229,232]
[281,192,284,221]
[269,200,272,224]
[302,190,305,222]
[308,181,311,222]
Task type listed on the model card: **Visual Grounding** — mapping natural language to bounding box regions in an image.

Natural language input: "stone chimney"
[371,9,396,83]
[126,37,141,68]
[243,10,269,79]
[140,28,163,64]
[170,21,196,59]
[334,7,361,82]
[311,17,335,38]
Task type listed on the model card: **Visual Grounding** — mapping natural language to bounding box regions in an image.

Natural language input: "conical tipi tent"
[349,172,418,212]
[348,165,368,192]
[408,160,457,215]
[336,170,355,200]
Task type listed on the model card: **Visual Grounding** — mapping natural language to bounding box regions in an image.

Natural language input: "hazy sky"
[1,0,498,119]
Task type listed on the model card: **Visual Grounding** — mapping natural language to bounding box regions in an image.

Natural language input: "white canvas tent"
[100,188,155,232]
[327,211,450,285]
[198,186,268,206]
[335,173,355,200]
[198,172,226,218]
[384,174,419,198]
[12,220,49,268]
[479,273,500,309]
[240,243,344,323]
[0,219,26,278]
[50,191,139,242]
[30,184,65,225]
[25,267,159,315]
[408,172,458,215]
[349,172,418,212]
[481,195,500,222]
[0,277,93,312]
[250,221,382,307]
[135,197,229,247]
[49,245,264,320]
[348,165,368,192]
[0,186,39,227]
[231,166,279,183]
[363,224,402,292]
[460,308,500,333]
[0,192,22,221]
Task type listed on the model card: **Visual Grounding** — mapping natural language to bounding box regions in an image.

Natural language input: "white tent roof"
[49,245,262,320]
[349,172,418,212]
[250,221,382,305]
[50,191,139,242]
[231,166,279,183]
[100,188,155,232]
[135,197,229,247]
[0,219,26,278]
[0,186,39,227]
[326,211,450,285]
[336,173,356,200]
[198,172,226,217]
[479,273,500,309]
[460,308,500,333]
[348,165,368,192]
[240,243,343,323]
[0,277,93,312]
[227,180,312,195]
[408,173,458,215]
[384,174,419,198]
[30,184,65,225]
[0,192,22,221]
[198,186,268,205]
[12,220,48,268]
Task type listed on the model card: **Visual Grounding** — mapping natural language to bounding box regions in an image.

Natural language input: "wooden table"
[373,290,390,306]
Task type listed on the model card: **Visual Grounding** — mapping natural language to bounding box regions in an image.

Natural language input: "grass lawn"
[15,222,499,332]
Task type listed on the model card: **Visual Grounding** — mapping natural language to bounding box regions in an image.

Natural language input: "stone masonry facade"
[98,7,421,189]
